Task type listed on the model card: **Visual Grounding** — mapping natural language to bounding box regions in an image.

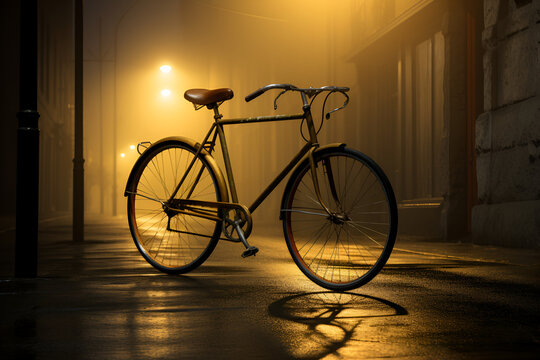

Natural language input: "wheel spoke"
[128,142,221,273]
[283,148,396,290]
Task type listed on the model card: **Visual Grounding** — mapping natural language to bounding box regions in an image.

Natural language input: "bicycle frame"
[125,84,398,288]
[167,92,336,223]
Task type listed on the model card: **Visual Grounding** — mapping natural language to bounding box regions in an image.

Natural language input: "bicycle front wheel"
[127,139,224,274]
[282,146,397,291]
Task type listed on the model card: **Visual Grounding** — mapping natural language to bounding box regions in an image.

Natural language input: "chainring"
[222,208,251,242]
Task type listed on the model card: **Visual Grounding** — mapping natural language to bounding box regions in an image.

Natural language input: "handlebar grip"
[245,84,296,102]
[245,87,266,102]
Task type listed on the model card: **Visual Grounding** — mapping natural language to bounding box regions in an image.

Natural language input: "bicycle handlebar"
[245,84,349,102]
[245,84,296,102]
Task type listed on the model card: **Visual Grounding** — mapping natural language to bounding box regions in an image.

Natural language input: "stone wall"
[472,0,540,247]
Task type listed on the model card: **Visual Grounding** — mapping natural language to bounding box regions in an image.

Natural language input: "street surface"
[0,216,539,359]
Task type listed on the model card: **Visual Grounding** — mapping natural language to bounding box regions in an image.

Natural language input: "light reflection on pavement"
[0,216,538,359]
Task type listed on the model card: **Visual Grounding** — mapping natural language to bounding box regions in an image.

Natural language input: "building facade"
[473,0,539,247]
[346,0,538,246]
[37,0,75,217]
[339,0,483,240]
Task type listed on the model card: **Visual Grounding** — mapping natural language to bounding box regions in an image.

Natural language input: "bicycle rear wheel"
[127,140,223,274]
[282,146,397,291]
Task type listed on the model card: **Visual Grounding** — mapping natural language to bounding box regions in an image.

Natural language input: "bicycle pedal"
[241,246,259,258]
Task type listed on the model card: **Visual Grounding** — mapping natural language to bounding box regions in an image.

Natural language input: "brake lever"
[273,90,288,110]
[325,91,350,119]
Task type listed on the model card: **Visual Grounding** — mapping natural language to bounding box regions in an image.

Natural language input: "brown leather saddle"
[184,88,234,108]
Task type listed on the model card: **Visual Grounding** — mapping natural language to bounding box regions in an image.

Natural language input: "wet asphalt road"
[0,216,539,359]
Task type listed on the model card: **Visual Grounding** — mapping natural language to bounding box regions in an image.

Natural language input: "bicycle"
[124,84,398,291]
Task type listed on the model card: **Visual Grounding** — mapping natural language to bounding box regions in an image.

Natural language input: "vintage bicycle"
[124,84,397,291]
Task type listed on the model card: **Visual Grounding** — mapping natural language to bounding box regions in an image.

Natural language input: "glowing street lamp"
[160,65,172,73]
[120,153,125,158]
[161,89,171,97]
[129,145,135,150]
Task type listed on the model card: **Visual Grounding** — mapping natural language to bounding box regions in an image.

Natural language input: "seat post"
[212,106,222,121]
[213,106,239,204]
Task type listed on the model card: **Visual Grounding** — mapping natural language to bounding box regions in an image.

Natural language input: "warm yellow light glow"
[130,145,136,150]
[120,153,126,158]
[161,89,171,97]
[160,65,172,73]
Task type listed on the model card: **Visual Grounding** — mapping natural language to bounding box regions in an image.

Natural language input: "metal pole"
[98,17,104,215]
[73,0,84,241]
[112,50,117,216]
[15,0,40,277]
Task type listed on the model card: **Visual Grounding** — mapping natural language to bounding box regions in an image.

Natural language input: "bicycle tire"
[281,146,397,291]
[127,139,224,274]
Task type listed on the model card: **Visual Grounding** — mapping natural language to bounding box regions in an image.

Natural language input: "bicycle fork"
[300,95,342,220]
[307,147,344,221]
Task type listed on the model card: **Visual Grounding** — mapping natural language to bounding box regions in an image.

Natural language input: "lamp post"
[15,0,40,277]
[73,0,84,242]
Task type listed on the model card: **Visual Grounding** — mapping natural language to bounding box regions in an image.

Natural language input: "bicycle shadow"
[268,292,408,360]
